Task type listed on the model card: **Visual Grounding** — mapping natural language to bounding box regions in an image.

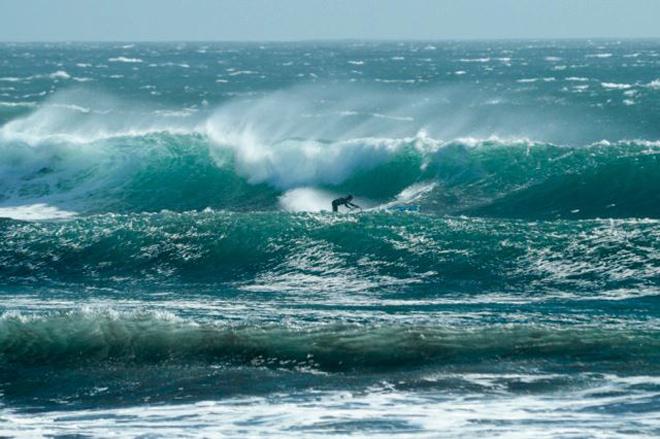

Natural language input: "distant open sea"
[0,40,659,437]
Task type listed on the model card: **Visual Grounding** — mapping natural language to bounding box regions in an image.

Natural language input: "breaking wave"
[1,309,657,372]
[0,88,659,219]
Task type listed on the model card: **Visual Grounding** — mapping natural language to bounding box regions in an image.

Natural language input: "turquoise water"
[0,41,659,437]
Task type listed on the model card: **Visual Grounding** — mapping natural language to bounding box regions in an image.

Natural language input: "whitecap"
[647,79,660,90]
[601,82,632,90]
[374,78,416,84]
[108,56,143,63]
[459,57,490,63]
[228,70,258,76]
[49,71,70,80]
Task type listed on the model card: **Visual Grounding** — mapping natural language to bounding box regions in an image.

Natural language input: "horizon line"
[2,36,660,44]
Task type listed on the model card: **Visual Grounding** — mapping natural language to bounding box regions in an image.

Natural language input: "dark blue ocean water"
[0,41,659,437]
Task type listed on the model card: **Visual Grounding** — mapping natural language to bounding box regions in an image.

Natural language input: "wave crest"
[1,88,659,218]
[1,309,657,371]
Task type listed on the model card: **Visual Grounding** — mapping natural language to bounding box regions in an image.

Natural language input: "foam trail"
[279,187,340,212]
[375,182,437,210]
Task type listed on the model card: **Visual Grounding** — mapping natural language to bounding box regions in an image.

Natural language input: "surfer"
[332,195,361,212]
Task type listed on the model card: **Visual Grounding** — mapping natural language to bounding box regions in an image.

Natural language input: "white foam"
[459,57,490,63]
[394,182,436,203]
[201,88,442,189]
[601,82,632,90]
[647,79,660,90]
[49,70,71,80]
[206,128,413,189]
[108,57,143,63]
[228,70,258,76]
[1,383,657,438]
[374,78,416,84]
[375,182,436,211]
[0,203,76,221]
[278,187,340,212]
[1,71,71,82]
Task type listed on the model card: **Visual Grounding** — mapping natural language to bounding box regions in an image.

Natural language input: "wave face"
[1,310,657,372]
[1,41,660,438]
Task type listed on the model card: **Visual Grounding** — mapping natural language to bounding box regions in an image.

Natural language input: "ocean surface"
[0,40,659,437]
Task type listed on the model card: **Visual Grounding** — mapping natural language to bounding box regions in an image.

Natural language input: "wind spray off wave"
[1,88,659,218]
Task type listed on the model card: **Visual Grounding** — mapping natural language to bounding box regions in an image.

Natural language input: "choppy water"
[0,40,659,438]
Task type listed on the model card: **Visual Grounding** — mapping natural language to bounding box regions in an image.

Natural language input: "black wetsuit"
[332,196,359,212]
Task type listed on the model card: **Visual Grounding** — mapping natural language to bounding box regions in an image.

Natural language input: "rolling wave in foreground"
[1,41,659,437]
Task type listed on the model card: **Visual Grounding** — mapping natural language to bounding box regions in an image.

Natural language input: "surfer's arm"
[348,202,361,209]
